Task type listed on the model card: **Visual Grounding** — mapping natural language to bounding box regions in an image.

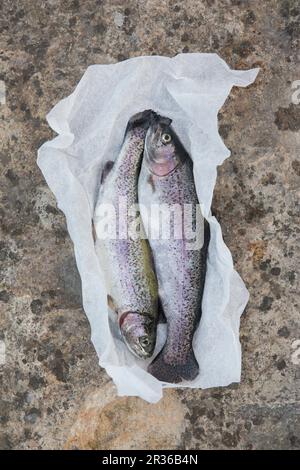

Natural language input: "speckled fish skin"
[139,113,210,383]
[94,110,158,359]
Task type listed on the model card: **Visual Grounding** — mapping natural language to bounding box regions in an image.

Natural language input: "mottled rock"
[65,384,186,450]
[274,104,300,131]
[0,0,299,451]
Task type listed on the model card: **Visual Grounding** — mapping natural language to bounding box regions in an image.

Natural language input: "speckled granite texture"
[0,0,299,450]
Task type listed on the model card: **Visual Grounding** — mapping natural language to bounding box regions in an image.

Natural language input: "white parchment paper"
[37,53,259,403]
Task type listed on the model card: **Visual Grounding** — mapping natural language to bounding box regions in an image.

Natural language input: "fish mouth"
[126,340,152,359]
[123,333,154,359]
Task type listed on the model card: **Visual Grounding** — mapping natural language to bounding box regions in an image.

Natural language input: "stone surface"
[0,0,299,450]
[65,384,186,450]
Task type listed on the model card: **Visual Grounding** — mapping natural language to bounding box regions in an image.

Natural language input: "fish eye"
[161,133,172,144]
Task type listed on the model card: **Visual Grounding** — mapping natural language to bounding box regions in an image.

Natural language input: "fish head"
[144,114,188,177]
[119,312,156,359]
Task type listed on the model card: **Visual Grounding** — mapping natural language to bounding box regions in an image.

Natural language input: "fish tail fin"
[125,109,154,134]
[148,349,199,384]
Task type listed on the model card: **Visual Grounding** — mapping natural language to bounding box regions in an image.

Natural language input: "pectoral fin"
[107,294,117,313]
[158,296,166,324]
[101,160,114,185]
[92,219,96,242]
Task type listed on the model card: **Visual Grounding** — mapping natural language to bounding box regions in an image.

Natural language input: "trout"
[94,110,158,359]
[138,113,210,382]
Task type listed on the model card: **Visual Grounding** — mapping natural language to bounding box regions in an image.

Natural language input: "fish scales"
[139,113,210,382]
[94,111,158,359]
